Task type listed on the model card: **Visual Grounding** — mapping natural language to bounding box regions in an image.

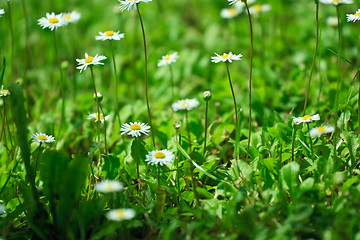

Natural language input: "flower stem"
[244,2,253,162]
[306,123,314,159]
[169,64,175,101]
[203,100,209,156]
[176,132,181,206]
[90,67,101,153]
[136,4,156,147]
[291,124,296,162]
[34,143,42,178]
[157,165,161,188]
[225,62,238,132]
[7,0,15,80]
[185,110,192,155]
[303,1,319,116]
[135,137,140,195]
[99,104,108,155]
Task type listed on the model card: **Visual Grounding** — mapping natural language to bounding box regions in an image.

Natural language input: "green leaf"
[340,131,359,169]
[101,154,120,179]
[131,138,147,163]
[280,162,300,197]
[0,57,5,86]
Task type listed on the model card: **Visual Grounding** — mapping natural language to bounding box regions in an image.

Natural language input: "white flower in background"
[0,9,5,17]
[38,12,65,31]
[145,149,175,166]
[211,52,242,63]
[346,9,360,22]
[31,132,56,143]
[309,125,335,138]
[118,0,152,12]
[248,4,271,15]
[172,98,200,111]
[62,10,81,24]
[76,53,106,73]
[0,203,5,215]
[327,16,338,27]
[95,180,124,193]
[0,85,10,97]
[95,30,125,41]
[292,114,320,125]
[106,208,136,221]
[230,0,256,10]
[319,0,353,5]
[120,122,151,137]
[157,52,179,67]
[87,113,110,123]
[220,8,241,19]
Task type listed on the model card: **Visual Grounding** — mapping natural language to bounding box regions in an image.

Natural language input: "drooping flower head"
[38,12,65,31]
[211,52,242,63]
[309,125,335,138]
[87,113,110,123]
[31,132,56,143]
[0,85,10,97]
[95,30,125,41]
[118,0,152,12]
[346,9,360,22]
[0,9,5,17]
[76,53,106,73]
[106,208,136,221]
[292,114,320,125]
[62,11,81,24]
[120,122,151,137]
[220,8,241,19]
[157,52,179,67]
[319,0,353,5]
[95,180,124,193]
[145,149,175,166]
[172,98,200,111]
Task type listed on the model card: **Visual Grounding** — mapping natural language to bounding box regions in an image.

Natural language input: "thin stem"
[136,5,156,147]
[225,62,238,129]
[90,67,101,153]
[34,143,42,177]
[157,166,160,188]
[169,65,175,101]
[244,2,254,162]
[303,1,319,116]
[203,101,209,156]
[185,110,192,154]
[7,0,14,79]
[291,125,296,162]
[99,104,108,155]
[0,100,6,143]
[176,132,181,206]
[359,81,360,135]
[135,137,140,195]
[306,123,314,159]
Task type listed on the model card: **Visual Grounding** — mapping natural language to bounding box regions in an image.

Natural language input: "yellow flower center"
[228,8,237,15]
[180,102,189,107]
[355,12,360,17]
[301,115,311,120]
[164,56,171,61]
[318,126,326,133]
[253,4,262,12]
[221,53,229,59]
[105,31,114,36]
[48,18,59,24]
[332,0,339,2]
[130,124,141,130]
[104,184,115,191]
[114,209,126,219]
[2,90,9,94]
[64,15,71,20]
[38,135,47,140]
[154,152,166,158]
[95,113,103,120]
[85,56,94,63]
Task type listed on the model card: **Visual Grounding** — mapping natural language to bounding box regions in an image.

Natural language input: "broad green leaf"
[101,154,120,179]
[280,162,300,197]
[0,57,5,86]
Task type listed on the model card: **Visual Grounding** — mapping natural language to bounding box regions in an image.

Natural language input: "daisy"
[346,9,360,22]
[157,52,179,67]
[87,113,110,123]
[211,52,242,63]
[95,30,125,41]
[0,9,5,17]
[93,91,103,101]
[62,10,81,24]
[292,114,320,125]
[309,125,335,138]
[145,149,175,166]
[95,180,123,193]
[248,4,271,15]
[106,208,136,221]
[38,12,65,31]
[220,8,241,19]
[118,0,152,12]
[172,98,200,111]
[0,85,10,97]
[319,0,353,5]
[327,16,338,26]
[120,122,151,137]
[31,132,56,143]
[76,53,106,73]
[230,0,256,9]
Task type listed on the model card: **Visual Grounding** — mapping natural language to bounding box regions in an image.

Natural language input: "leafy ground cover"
[1,0,360,239]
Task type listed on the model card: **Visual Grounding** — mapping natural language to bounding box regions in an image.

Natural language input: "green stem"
[99,104,108,155]
[136,4,156,147]
[7,0,14,80]
[244,2,253,162]
[306,123,314,159]
[185,110,192,155]
[203,101,209,156]
[169,64,175,101]
[157,165,160,188]
[0,100,6,143]
[291,124,296,162]
[176,132,181,206]
[225,62,238,131]
[34,143,42,178]
[135,137,140,195]
[90,67,101,152]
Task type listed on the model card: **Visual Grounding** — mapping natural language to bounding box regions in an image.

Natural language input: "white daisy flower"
[157,52,179,67]
[309,125,335,138]
[95,180,123,193]
[106,208,136,221]
[220,8,241,19]
[62,10,81,24]
[38,12,66,31]
[230,0,256,10]
[87,113,110,123]
[0,203,5,215]
[0,85,10,97]
[346,9,360,22]
[76,53,106,73]
[145,149,175,166]
[0,9,5,17]
[120,122,151,137]
[118,0,152,12]
[95,30,125,41]
[327,16,338,27]
[211,52,242,63]
[31,132,56,143]
[292,114,320,125]
[172,98,200,111]
[249,4,271,15]
[319,0,353,5]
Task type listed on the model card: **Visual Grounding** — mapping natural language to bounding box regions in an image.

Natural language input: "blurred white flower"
[87,113,110,123]
[293,114,320,125]
[319,0,353,5]
[0,85,10,97]
[106,208,136,221]
[31,132,55,143]
[62,11,81,24]
[248,4,271,15]
[38,12,65,31]
[172,98,199,111]
[95,180,123,193]
[220,8,241,19]
[327,16,338,27]
[76,53,106,72]
[346,9,360,22]
[120,122,151,137]
[145,149,174,166]
[0,9,5,17]
[157,52,179,67]
[309,125,335,138]
[118,0,152,12]
[0,203,5,215]
[211,52,242,63]
[95,30,125,41]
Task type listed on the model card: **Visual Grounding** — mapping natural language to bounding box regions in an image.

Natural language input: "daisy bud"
[93,92,103,102]
[173,121,181,130]
[203,91,212,101]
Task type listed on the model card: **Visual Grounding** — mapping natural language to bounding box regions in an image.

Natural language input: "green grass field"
[1,0,360,239]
